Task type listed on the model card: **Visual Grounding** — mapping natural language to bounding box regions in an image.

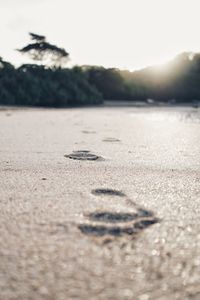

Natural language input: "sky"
[1,0,200,70]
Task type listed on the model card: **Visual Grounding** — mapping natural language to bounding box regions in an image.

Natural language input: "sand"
[0,104,200,300]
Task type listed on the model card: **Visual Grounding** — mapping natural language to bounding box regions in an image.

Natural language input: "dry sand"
[0,104,200,300]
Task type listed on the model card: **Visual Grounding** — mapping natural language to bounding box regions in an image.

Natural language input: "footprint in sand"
[78,189,159,238]
[103,138,121,142]
[82,130,96,134]
[91,188,125,197]
[65,150,102,161]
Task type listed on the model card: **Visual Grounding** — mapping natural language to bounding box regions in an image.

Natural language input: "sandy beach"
[1,104,200,300]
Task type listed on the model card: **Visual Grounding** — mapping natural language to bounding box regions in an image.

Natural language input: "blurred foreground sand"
[0,105,200,300]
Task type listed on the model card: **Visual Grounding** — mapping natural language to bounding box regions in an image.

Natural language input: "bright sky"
[1,0,200,70]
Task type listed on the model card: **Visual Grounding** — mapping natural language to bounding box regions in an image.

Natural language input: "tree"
[0,57,14,69]
[18,32,69,67]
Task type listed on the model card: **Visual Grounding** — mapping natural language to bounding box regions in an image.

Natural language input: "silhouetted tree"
[0,57,14,69]
[29,32,46,42]
[18,33,69,67]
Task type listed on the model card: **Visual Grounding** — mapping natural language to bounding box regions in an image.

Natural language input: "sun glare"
[153,59,174,73]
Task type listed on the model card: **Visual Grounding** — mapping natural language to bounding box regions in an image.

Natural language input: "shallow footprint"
[78,215,159,237]
[82,130,96,134]
[91,188,125,197]
[65,150,101,161]
[103,138,121,142]
[78,190,160,238]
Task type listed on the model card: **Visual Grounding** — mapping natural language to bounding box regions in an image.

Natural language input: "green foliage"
[0,32,103,107]
[85,67,129,100]
[1,46,200,107]
[0,63,103,107]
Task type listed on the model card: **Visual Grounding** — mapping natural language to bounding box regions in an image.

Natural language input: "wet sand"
[0,105,200,299]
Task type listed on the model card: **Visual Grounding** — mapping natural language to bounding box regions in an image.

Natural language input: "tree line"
[0,33,200,107]
[0,33,102,107]
[86,52,200,102]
